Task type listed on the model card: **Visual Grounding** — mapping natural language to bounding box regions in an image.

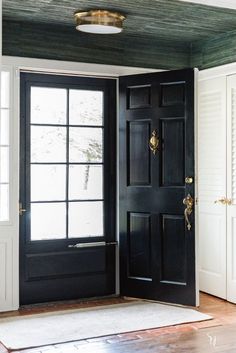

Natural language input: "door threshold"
[0,295,124,318]
[123,296,195,308]
[20,294,121,311]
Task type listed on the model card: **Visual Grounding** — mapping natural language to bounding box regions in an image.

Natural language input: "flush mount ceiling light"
[74,10,126,34]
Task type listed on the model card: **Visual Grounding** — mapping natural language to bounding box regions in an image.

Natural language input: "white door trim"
[199,63,236,81]
[3,56,160,78]
[197,76,227,299]
[226,74,236,304]
[194,68,200,306]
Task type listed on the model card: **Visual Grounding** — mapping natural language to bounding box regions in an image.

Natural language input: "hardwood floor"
[0,293,236,353]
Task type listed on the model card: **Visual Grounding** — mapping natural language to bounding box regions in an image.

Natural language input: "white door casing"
[0,65,20,312]
[198,77,227,299]
[0,2,18,312]
[226,74,236,304]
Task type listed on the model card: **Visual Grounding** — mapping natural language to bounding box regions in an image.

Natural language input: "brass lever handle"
[183,194,194,231]
[214,197,232,205]
[149,129,159,155]
[68,242,106,248]
[68,242,117,249]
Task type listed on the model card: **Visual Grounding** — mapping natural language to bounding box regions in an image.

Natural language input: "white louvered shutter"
[198,77,227,298]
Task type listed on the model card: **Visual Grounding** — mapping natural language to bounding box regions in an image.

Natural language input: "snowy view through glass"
[30,87,104,240]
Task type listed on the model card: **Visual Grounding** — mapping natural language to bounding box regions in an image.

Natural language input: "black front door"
[119,69,196,306]
[20,73,116,305]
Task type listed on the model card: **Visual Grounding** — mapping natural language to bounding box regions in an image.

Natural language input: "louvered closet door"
[198,77,227,299]
[227,75,236,304]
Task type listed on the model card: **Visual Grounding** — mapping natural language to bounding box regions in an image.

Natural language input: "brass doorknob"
[185,176,193,184]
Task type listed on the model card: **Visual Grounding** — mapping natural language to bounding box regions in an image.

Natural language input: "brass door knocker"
[149,129,159,155]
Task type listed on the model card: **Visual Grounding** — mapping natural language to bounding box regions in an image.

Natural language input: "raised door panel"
[127,85,151,109]
[127,121,151,186]
[160,82,185,107]
[0,238,13,311]
[199,206,226,298]
[127,212,152,280]
[226,213,236,303]
[198,77,227,298]
[227,74,236,304]
[160,214,186,285]
[160,118,185,187]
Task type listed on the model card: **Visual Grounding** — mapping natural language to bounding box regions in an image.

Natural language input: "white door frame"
[198,62,236,304]
[226,74,236,304]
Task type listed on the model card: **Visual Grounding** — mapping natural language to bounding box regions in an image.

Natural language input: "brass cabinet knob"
[214,197,232,205]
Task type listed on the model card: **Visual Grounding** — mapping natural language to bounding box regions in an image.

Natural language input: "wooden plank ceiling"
[2,0,236,69]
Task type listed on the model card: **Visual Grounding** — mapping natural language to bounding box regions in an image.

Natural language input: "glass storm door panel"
[29,87,104,241]
[20,73,116,305]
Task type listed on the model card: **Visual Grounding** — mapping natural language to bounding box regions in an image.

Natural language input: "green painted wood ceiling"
[2,0,236,69]
[3,0,236,43]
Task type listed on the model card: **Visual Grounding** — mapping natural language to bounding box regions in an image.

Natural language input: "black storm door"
[20,73,116,305]
[119,69,196,306]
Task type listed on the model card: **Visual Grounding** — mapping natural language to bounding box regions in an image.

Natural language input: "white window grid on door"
[0,67,11,223]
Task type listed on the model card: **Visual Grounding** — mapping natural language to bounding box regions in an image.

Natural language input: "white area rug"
[0,301,211,350]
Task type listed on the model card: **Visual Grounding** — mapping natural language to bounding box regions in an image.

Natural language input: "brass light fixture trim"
[74,10,126,34]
